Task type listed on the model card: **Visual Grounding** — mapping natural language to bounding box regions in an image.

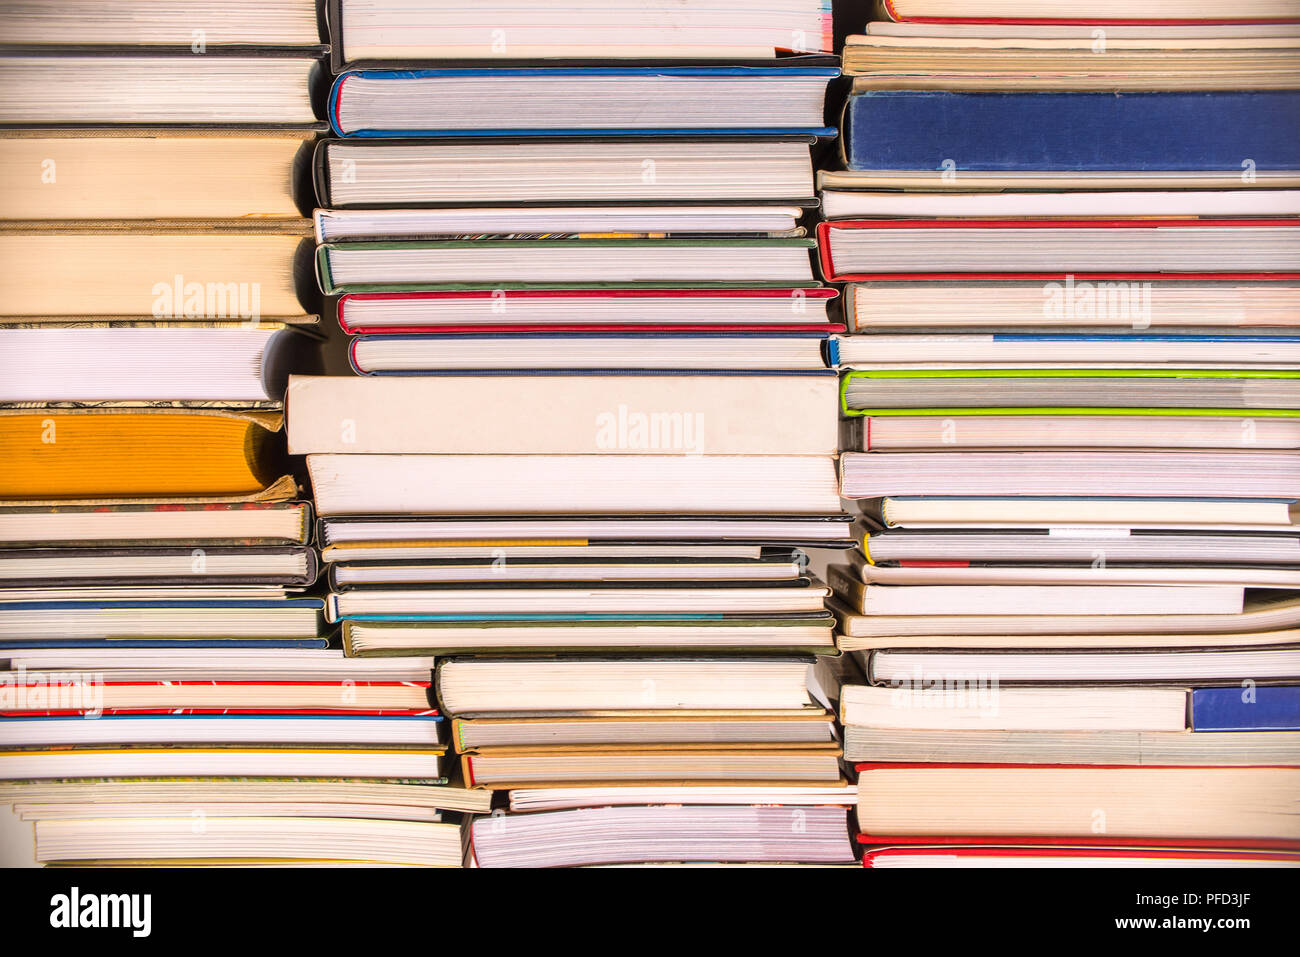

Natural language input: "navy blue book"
[1192,686,1300,732]
[844,90,1300,172]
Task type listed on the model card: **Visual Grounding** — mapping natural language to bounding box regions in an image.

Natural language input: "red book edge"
[339,323,845,335]
[2,708,440,717]
[339,287,839,334]
[856,833,1300,851]
[861,846,1300,867]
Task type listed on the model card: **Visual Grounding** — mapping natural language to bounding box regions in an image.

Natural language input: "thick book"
[314,137,819,207]
[842,279,1300,331]
[1192,685,1300,730]
[842,89,1300,171]
[288,373,838,454]
[0,52,324,127]
[0,131,314,220]
[1,322,320,406]
[0,410,290,502]
[315,237,819,294]
[470,804,856,867]
[861,846,1300,867]
[328,67,839,137]
[307,454,843,516]
[435,655,833,715]
[816,218,1300,280]
[0,225,315,317]
[845,727,1300,766]
[328,0,833,65]
[2,0,324,46]
[853,763,1300,843]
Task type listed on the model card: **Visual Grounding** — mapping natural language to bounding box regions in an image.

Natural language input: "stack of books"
[0,0,477,867]
[288,0,862,868]
[823,1,1300,868]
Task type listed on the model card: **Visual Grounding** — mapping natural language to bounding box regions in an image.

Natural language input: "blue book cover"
[1192,686,1300,731]
[845,90,1300,172]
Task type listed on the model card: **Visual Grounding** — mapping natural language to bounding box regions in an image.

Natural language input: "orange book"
[1,409,285,500]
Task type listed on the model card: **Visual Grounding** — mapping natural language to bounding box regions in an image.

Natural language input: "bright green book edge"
[839,369,1300,417]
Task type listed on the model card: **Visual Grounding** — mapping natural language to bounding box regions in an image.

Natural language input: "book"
[341,617,836,657]
[842,280,1300,330]
[328,67,839,137]
[0,714,445,747]
[470,804,856,867]
[289,374,838,454]
[435,656,833,714]
[842,90,1300,171]
[0,132,314,220]
[839,450,1300,499]
[822,189,1300,219]
[307,454,844,516]
[858,528,1300,563]
[329,0,833,63]
[840,369,1300,415]
[327,581,832,620]
[460,746,845,789]
[817,218,1300,280]
[0,598,325,645]
[879,1,1300,23]
[316,238,819,293]
[845,415,1300,451]
[844,727,1300,765]
[841,684,1190,731]
[0,746,446,782]
[0,410,289,500]
[0,546,319,587]
[1191,685,1300,730]
[2,323,319,405]
[0,226,313,317]
[0,0,324,46]
[506,783,858,812]
[853,763,1300,842]
[312,205,808,242]
[842,30,1300,91]
[0,503,312,546]
[316,138,819,206]
[865,647,1300,683]
[334,288,839,334]
[347,332,832,373]
[832,332,1300,370]
[452,711,838,750]
[833,592,1300,642]
[32,816,463,866]
[862,496,1299,528]
[0,53,322,126]
[860,845,1300,867]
